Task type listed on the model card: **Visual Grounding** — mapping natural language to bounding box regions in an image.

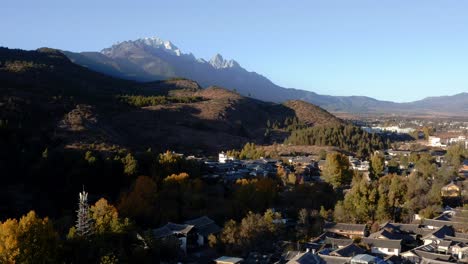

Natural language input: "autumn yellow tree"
[0,211,58,264]
[163,172,189,183]
[0,218,19,263]
[91,198,130,234]
[119,176,158,225]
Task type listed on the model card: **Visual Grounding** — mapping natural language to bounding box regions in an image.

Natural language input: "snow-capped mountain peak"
[101,36,241,69]
[137,36,182,56]
[209,53,239,69]
[102,36,183,56]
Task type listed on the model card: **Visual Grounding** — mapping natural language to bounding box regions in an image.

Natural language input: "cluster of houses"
[428,135,468,148]
[202,152,321,184]
[148,208,467,264]
[147,150,467,263]
[202,153,280,183]
[281,208,468,264]
[361,126,416,135]
[202,150,467,205]
[152,216,221,254]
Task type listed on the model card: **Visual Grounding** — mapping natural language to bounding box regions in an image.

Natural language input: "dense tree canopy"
[370,152,385,179]
[284,124,387,158]
[321,153,353,189]
[0,211,58,264]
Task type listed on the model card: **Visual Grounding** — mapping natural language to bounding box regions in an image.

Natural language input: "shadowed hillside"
[64,37,468,116]
[0,47,344,155]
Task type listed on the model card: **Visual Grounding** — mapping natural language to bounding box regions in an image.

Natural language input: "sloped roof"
[215,256,244,264]
[368,229,400,240]
[318,254,352,264]
[165,222,194,235]
[284,251,303,261]
[152,222,194,238]
[444,235,468,244]
[362,238,402,250]
[368,229,415,242]
[422,225,454,240]
[413,250,452,261]
[185,216,214,227]
[388,223,423,234]
[455,232,468,239]
[380,222,429,238]
[420,257,454,264]
[153,226,173,238]
[185,216,221,236]
[323,222,367,233]
[434,213,452,221]
[197,222,222,237]
[384,255,404,264]
[286,252,323,264]
[330,243,365,257]
[351,254,383,264]
[438,240,453,248]
[422,215,468,230]
[379,221,395,230]
[324,237,354,247]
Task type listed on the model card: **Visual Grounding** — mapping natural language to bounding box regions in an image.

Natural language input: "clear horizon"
[2,0,468,102]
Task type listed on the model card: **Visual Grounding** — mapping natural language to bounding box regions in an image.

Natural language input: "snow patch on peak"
[138,36,182,56]
[209,53,240,69]
[101,37,243,70]
[102,36,183,56]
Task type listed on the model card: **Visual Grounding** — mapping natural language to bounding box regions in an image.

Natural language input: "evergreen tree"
[321,153,353,189]
[370,152,385,180]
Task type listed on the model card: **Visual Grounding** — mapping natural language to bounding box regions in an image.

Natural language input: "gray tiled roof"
[318,254,352,264]
[165,222,194,234]
[422,225,454,240]
[323,222,367,233]
[455,232,468,239]
[420,257,453,264]
[330,243,365,257]
[324,237,354,247]
[362,238,402,250]
[413,250,452,261]
[153,226,173,238]
[390,223,423,234]
[422,216,468,230]
[286,252,323,264]
[284,251,303,261]
[444,235,468,244]
[380,222,429,238]
[152,222,194,238]
[351,254,383,264]
[185,216,214,227]
[368,229,415,242]
[185,216,221,237]
[368,229,400,240]
[197,222,222,237]
[437,240,453,248]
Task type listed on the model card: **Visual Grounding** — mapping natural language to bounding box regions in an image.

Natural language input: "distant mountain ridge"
[64,36,468,116]
[0,47,343,154]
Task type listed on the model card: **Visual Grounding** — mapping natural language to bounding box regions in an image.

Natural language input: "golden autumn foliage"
[0,218,19,263]
[235,178,257,185]
[118,176,158,224]
[164,172,189,183]
[0,211,58,264]
[91,198,130,234]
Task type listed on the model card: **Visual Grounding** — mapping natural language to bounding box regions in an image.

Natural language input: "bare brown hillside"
[283,100,342,126]
[0,47,344,154]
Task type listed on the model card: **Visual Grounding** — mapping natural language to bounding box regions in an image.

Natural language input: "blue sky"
[2,0,467,102]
